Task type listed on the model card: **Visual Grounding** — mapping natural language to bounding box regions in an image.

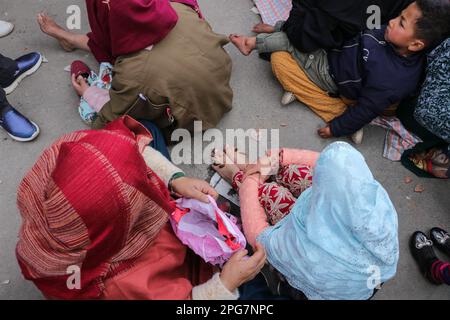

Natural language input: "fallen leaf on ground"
[404,176,413,184]
[280,123,288,127]
[414,184,424,193]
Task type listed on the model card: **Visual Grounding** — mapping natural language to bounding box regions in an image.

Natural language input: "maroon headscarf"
[86,0,202,64]
[16,117,177,299]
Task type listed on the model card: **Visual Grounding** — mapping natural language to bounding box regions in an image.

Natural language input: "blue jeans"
[238,273,290,300]
[138,119,171,160]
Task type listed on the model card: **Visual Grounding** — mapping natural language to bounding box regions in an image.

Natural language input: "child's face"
[385,2,425,53]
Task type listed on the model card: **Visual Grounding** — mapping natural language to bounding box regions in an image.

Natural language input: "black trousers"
[0,54,18,111]
[0,54,17,87]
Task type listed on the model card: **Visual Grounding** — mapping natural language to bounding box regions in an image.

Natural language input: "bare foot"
[229,34,256,56]
[252,23,275,34]
[211,149,241,184]
[224,145,249,172]
[37,13,75,52]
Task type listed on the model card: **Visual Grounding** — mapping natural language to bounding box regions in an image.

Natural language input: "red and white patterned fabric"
[370,116,422,161]
[276,164,313,198]
[233,164,313,225]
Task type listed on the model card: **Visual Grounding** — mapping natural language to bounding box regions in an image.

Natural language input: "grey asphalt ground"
[0,0,449,300]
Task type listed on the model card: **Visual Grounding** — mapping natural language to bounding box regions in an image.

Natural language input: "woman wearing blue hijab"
[239,142,400,300]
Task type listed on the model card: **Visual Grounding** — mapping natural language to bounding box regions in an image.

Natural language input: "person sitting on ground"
[37,0,233,136]
[260,0,414,53]
[410,228,450,286]
[396,37,450,179]
[0,52,43,142]
[212,142,399,300]
[229,0,450,144]
[16,116,266,300]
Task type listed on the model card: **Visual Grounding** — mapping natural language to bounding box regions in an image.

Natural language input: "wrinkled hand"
[244,153,279,183]
[71,74,89,96]
[318,126,333,139]
[171,176,218,203]
[220,243,267,292]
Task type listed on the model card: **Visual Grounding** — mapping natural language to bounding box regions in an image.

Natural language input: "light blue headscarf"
[258,142,399,300]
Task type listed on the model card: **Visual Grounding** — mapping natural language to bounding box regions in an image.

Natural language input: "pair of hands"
[241,125,331,184]
[243,153,280,183]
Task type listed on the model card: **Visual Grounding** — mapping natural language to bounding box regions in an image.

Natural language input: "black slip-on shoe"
[409,231,441,285]
[430,227,450,257]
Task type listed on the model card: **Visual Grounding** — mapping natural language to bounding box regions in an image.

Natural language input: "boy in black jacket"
[280,0,413,53]
[230,0,450,142]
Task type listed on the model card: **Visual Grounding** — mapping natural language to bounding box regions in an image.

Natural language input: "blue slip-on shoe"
[3,52,43,95]
[0,105,40,142]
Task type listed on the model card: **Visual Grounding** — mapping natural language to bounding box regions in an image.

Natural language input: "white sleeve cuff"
[142,146,183,185]
[192,273,239,300]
